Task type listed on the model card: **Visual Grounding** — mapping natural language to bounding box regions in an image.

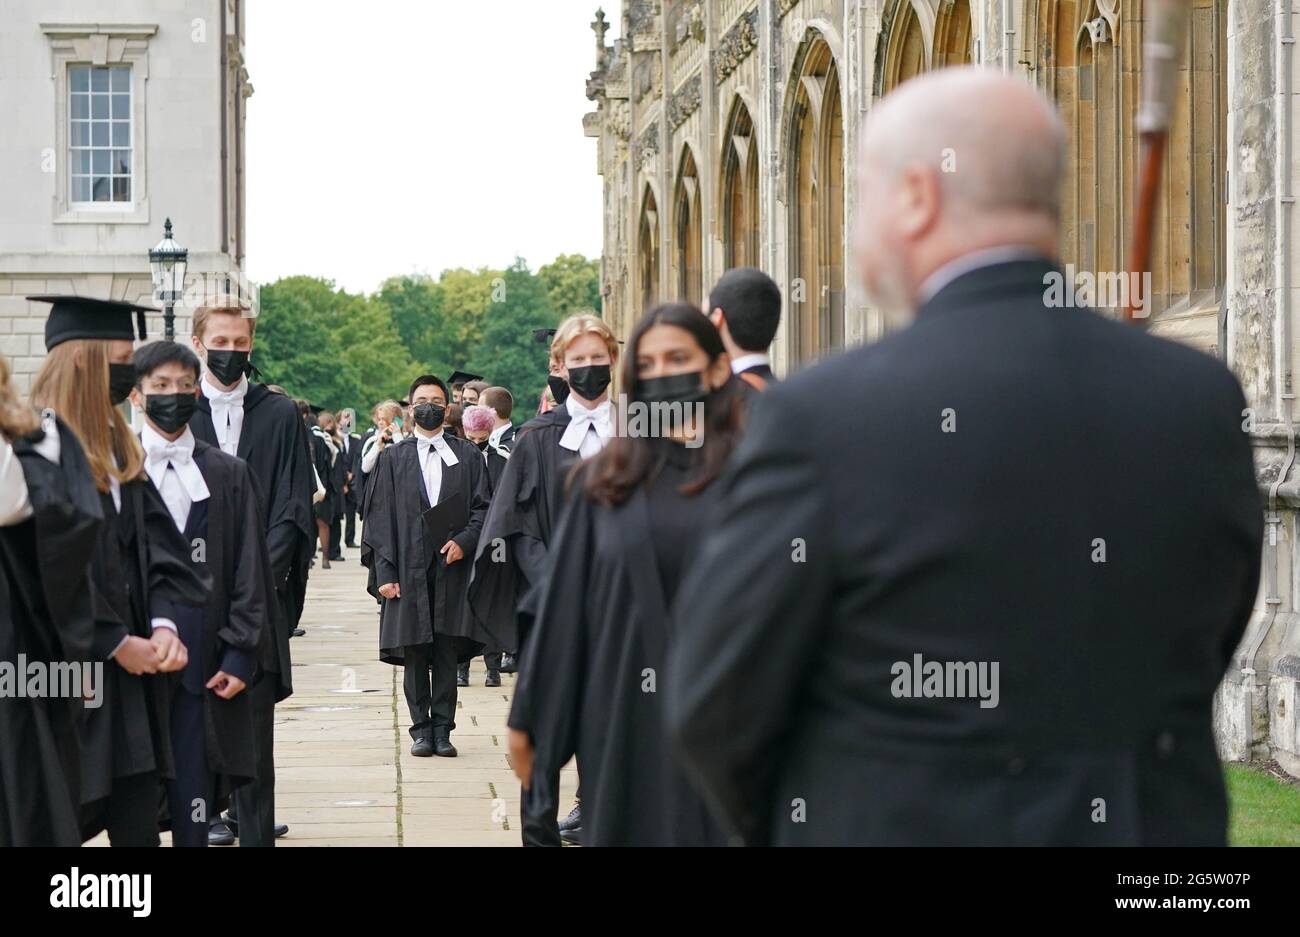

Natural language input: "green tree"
[538,253,601,319]
[466,257,559,424]
[254,276,361,409]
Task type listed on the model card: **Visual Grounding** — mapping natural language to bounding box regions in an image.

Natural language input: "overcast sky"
[244,1,619,295]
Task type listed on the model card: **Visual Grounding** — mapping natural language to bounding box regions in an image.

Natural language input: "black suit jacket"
[738,361,777,385]
[668,258,1263,846]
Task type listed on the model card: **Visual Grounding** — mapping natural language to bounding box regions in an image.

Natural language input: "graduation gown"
[310,429,340,524]
[466,408,580,654]
[0,418,102,846]
[173,441,269,794]
[80,474,211,822]
[360,433,490,664]
[192,383,313,702]
[519,449,729,847]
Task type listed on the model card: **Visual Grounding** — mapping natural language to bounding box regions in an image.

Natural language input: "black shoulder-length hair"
[579,302,746,507]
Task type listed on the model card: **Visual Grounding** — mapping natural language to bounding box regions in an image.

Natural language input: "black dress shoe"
[411,737,434,757]
[291,628,306,638]
[559,824,583,845]
[499,652,518,674]
[432,734,457,757]
[274,823,289,838]
[456,663,469,687]
[345,541,358,548]
[485,669,501,688]
[558,803,581,833]
[208,819,235,846]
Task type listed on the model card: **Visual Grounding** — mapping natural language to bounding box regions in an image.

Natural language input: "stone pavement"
[90,541,578,847]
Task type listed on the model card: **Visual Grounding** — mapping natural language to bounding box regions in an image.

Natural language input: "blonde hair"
[192,304,257,342]
[551,312,618,365]
[0,353,39,439]
[29,341,144,492]
[374,400,403,424]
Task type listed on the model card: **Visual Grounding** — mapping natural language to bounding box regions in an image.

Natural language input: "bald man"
[667,69,1261,846]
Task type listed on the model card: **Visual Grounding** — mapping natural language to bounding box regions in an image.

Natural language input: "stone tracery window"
[639,185,660,313]
[1034,0,1227,326]
[674,147,703,307]
[722,98,760,270]
[788,36,845,362]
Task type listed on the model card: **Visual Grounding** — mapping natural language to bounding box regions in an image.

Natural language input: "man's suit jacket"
[667,258,1263,846]
[738,361,777,385]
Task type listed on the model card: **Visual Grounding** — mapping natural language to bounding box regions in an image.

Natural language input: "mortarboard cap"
[447,370,484,387]
[29,294,155,351]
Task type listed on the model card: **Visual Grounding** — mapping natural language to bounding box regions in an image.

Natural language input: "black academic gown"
[519,451,729,847]
[466,408,579,655]
[355,428,376,515]
[171,441,268,795]
[360,432,490,664]
[310,429,340,524]
[192,384,313,703]
[80,474,211,832]
[0,419,102,846]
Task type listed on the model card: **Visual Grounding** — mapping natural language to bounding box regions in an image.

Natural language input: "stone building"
[0,0,251,395]
[584,0,1300,775]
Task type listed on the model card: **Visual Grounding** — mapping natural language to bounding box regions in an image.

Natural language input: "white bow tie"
[560,400,613,452]
[417,434,458,466]
[145,440,210,503]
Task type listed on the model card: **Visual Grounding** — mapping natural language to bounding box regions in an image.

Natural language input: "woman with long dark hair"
[508,302,747,846]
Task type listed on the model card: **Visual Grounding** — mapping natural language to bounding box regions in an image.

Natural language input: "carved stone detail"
[713,7,759,85]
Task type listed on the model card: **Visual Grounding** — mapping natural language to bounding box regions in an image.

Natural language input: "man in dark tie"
[130,341,267,847]
[667,68,1262,847]
[361,375,490,758]
[189,302,315,845]
[707,267,782,390]
[338,408,361,548]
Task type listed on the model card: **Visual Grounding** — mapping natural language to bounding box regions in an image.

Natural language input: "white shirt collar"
[730,352,770,375]
[201,372,249,402]
[488,422,509,446]
[416,429,458,465]
[917,247,1052,307]
[141,424,210,503]
[561,395,614,453]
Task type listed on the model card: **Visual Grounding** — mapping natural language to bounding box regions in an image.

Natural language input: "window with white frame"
[69,64,132,204]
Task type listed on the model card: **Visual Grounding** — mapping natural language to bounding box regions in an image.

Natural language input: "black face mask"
[204,348,250,386]
[475,438,490,451]
[636,371,710,408]
[547,375,571,406]
[412,402,445,431]
[146,392,197,434]
[109,363,136,406]
[566,364,612,401]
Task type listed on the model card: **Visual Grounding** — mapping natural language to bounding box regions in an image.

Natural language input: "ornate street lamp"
[149,218,188,340]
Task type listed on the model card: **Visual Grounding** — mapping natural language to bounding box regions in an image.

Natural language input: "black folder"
[422,491,468,559]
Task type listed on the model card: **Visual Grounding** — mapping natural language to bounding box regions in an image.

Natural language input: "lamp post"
[149,218,188,340]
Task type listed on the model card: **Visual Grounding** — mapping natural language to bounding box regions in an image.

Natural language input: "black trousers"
[84,770,161,847]
[229,673,276,846]
[402,637,458,740]
[167,687,212,847]
[329,514,343,559]
[343,500,357,545]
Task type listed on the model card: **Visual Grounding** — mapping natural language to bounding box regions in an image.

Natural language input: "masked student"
[189,302,314,846]
[467,313,619,846]
[126,340,269,846]
[0,352,102,846]
[507,302,743,846]
[28,296,210,846]
[456,403,511,688]
[361,375,490,758]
